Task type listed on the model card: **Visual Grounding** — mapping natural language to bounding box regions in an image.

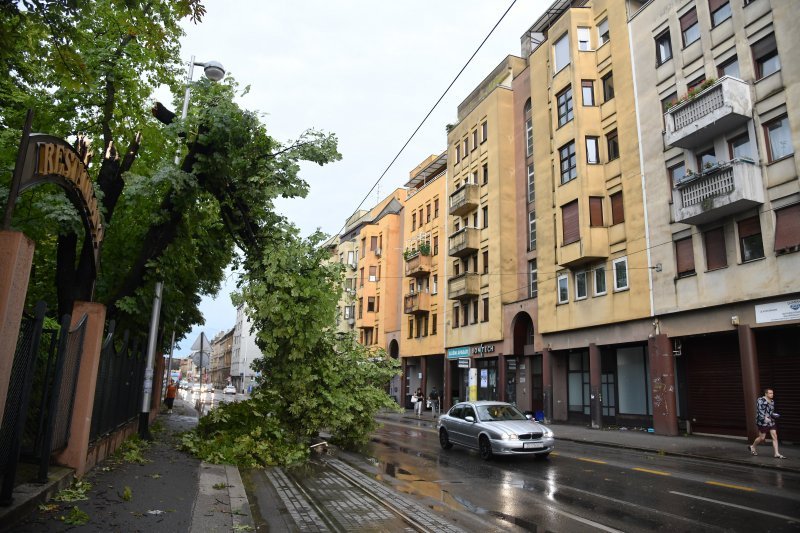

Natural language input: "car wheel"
[439,428,453,450]
[479,435,493,460]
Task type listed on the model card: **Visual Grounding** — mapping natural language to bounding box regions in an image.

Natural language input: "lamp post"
[139,56,225,439]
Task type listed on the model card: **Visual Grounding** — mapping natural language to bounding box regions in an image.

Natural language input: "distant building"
[210,328,234,388]
[231,305,263,393]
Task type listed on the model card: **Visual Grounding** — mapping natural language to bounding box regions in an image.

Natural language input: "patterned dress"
[755,396,776,431]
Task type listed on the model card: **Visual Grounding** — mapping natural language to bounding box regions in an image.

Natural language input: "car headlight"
[499,433,519,441]
[541,426,553,438]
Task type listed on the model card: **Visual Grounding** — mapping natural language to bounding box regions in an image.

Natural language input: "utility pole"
[139,281,163,440]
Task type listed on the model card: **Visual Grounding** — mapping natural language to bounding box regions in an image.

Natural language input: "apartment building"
[209,328,233,388]
[329,210,369,336]
[445,55,527,408]
[528,0,652,430]
[398,153,447,408]
[231,304,263,394]
[354,189,405,351]
[630,0,800,440]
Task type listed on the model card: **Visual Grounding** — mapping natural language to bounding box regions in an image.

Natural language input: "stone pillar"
[54,301,106,477]
[738,324,760,441]
[0,231,34,419]
[400,358,407,409]
[648,334,679,436]
[497,353,506,402]
[443,357,452,411]
[589,343,602,430]
[542,348,553,423]
[421,356,427,397]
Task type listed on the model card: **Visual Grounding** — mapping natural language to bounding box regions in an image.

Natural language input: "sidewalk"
[381,409,799,473]
[1,397,253,532]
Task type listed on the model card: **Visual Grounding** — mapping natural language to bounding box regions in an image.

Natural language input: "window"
[613,257,628,291]
[607,129,619,160]
[361,238,366,257]
[431,313,437,335]
[581,80,594,106]
[482,297,489,322]
[527,164,535,203]
[575,271,588,299]
[562,200,580,245]
[472,300,478,324]
[528,211,537,251]
[434,198,439,218]
[433,235,439,255]
[728,134,752,159]
[586,136,599,164]
[432,274,438,294]
[358,298,363,318]
[594,264,607,295]
[669,162,685,189]
[426,204,431,223]
[367,296,375,312]
[774,203,800,254]
[344,305,353,319]
[704,227,727,270]
[680,9,700,46]
[455,145,461,163]
[472,212,478,228]
[738,216,764,261]
[482,205,488,228]
[656,31,672,65]
[528,259,538,298]
[482,163,488,185]
[408,318,414,338]
[557,86,574,126]
[675,237,695,277]
[376,296,380,312]
[359,267,364,287]
[557,274,569,304]
[347,250,355,265]
[482,250,489,274]
[577,27,591,51]
[764,115,793,162]
[610,191,624,224]
[710,0,731,27]
[597,18,609,45]
[589,197,604,227]
[416,316,422,337]
[554,33,570,72]
[472,254,478,273]
[481,121,488,143]
[524,99,533,157]
[463,302,469,326]
[687,76,706,92]
[602,72,614,101]
[422,315,428,336]
[453,305,459,328]
[559,141,577,184]
[411,213,416,230]
[453,260,460,276]
[472,129,478,151]
[463,138,469,156]
[369,266,377,282]
[717,56,739,78]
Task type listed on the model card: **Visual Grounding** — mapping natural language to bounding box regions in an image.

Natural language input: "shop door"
[506,358,517,405]
[757,327,800,441]
[568,351,590,422]
[477,358,497,400]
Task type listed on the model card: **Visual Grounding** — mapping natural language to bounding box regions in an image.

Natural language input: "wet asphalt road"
[353,418,800,532]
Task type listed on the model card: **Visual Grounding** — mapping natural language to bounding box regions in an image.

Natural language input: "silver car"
[437,401,554,460]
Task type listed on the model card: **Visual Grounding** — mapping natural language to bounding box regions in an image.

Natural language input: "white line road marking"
[670,491,800,522]
[548,507,625,532]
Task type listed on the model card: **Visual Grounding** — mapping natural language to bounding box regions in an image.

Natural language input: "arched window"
[524,99,533,157]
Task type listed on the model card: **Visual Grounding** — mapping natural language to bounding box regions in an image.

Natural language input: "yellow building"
[528,0,650,428]
[445,56,527,406]
[398,153,447,408]
[324,211,368,336]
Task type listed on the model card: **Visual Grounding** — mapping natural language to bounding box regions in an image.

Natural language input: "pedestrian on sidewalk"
[749,388,786,459]
[428,386,440,418]
[165,379,178,413]
[414,387,424,417]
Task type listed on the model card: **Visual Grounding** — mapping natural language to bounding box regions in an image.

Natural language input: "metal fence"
[90,323,147,442]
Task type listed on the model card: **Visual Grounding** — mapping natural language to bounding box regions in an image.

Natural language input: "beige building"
[210,328,233,388]
[328,211,369,335]
[528,0,651,429]
[630,0,800,440]
[398,153,447,407]
[445,55,527,407]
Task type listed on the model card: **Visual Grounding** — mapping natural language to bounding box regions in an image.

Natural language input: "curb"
[0,466,74,532]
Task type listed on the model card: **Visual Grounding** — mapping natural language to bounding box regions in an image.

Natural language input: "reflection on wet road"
[356,418,800,532]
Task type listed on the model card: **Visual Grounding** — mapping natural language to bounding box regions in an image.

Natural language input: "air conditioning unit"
[374,248,382,257]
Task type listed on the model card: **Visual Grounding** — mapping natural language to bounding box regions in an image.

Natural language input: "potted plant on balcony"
[419,242,431,256]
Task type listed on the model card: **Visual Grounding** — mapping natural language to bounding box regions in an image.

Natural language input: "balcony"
[448,227,479,258]
[557,226,609,268]
[449,183,480,216]
[448,272,480,301]
[357,313,375,329]
[404,292,430,315]
[663,77,752,149]
[672,159,764,225]
[404,251,432,277]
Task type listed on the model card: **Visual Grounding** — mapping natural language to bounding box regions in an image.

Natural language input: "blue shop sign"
[447,346,470,359]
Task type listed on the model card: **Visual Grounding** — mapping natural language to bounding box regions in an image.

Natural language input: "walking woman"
[414,387,424,417]
[749,388,786,458]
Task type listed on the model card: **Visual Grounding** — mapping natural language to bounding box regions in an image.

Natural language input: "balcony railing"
[404,292,430,315]
[448,272,480,301]
[449,183,479,216]
[664,76,752,149]
[448,227,479,258]
[672,158,764,225]
[404,252,432,277]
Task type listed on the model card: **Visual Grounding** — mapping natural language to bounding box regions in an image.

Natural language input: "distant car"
[223,384,236,395]
[191,382,201,393]
[437,401,554,460]
[202,383,214,393]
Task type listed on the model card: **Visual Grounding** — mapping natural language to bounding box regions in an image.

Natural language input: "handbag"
[411,395,418,403]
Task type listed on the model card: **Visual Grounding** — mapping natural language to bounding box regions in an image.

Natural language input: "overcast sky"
[171,0,548,356]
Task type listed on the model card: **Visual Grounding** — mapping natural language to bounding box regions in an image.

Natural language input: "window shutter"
[562,200,580,244]
[589,197,604,227]
[751,34,776,59]
[738,216,761,239]
[611,192,625,224]
[708,0,727,12]
[774,203,800,252]
[675,237,695,275]
[703,227,727,270]
[680,9,697,31]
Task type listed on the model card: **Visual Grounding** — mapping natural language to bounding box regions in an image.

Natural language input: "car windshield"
[477,404,528,421]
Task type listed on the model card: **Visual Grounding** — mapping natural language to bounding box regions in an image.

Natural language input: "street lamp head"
[202,61,225,82]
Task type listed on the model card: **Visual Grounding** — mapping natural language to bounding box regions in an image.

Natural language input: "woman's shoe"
[748,445,758,456]
[774,454,786,459]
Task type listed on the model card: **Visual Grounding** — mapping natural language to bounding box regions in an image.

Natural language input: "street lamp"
[175,55,226,163]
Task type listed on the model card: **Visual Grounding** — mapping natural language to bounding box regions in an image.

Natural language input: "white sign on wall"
[755,299,800,324]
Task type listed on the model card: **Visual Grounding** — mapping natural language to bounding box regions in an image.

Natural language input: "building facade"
[210,328,234,388]
[231,304,263,394]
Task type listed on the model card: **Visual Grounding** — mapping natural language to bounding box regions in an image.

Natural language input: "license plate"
[524,442,544,449]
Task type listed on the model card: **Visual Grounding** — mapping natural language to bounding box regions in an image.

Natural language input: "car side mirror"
[465,415,475,423]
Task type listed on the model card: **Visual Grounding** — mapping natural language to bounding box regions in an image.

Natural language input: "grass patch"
[53,480,92,502]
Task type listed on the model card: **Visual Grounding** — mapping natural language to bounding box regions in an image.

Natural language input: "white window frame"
[526,117,533,157]
[528,211,537,251]
[594,264,607,296]
[575,271,588,300]
[527,164,535,203]
[586,136,599,164]
[557,274,569,304]
[612,257,629,291]
[432,274,438,295]
[553,33,570,72]
[528,260,538,299]
[577,27,591,51]
[597,18,609,46]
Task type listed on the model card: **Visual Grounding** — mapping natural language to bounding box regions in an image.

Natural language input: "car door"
[445,405,466,445]
[461,405,481,449]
